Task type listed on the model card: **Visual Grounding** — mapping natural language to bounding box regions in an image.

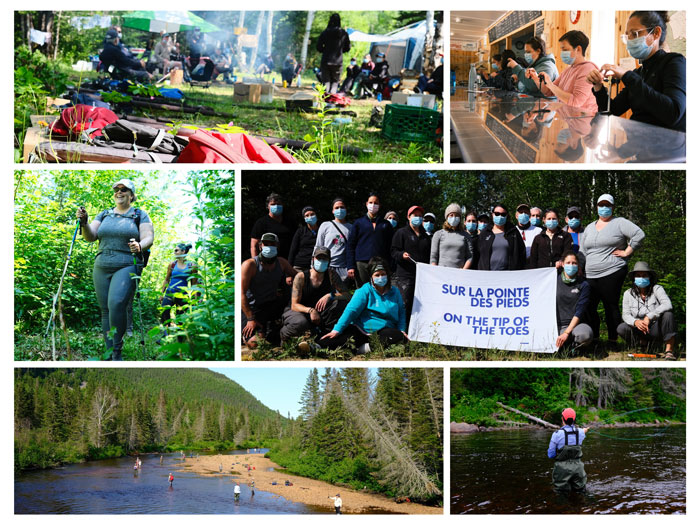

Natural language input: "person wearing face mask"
[160,243,198,326]
[359,52,391,97]
[320,257,407,354]
[346,193,394,287]
[617,262,677,360]
[316,13,351,94]
[586,11,685,132]
[423,213,437,236]
[464,212,480,267]
[340,57,361,94]
[514,203,542,260]
[288,206,321,273]
[281,53,299,85]
[415,53,444,98]
[390,205,432,323]
[280,246,350,344]
[384,211,399,230]
[565,206,583,253]
[250,193,293,259]
[507,36,559,97]
[315,198,354,286]
[241,233,298,349]
[529,209,574,269]
[531,31,598,113]
[481,54,502,83]
[530,207,543,228]
[579,194,645,342]
[477,204,526,271]
[555,252,593,349]
[430,204,473,269]
[477,213,490,234]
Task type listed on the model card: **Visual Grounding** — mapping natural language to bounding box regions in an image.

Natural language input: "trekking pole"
[130,238,147,359]
[45,217,82,360]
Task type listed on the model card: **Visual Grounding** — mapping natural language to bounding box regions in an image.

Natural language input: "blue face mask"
[373,275,388,287]
[376,57,383,63]
[564,264,578,277]
[261,245,277,258]
[389,219,397,228]
[524,52,533,64]
[423,221,435,233]
[517,213,530,225]
[627,35,653,60]
[333,207,347,219]
[557,129,572,144]
[305,215,317,225]
[270,204,283,215]
[492,63,499,71]
[545,219,559,230]
[478,222,487,231]
[447,216,461,228]
[313,259,329,272]
[561,50,575,65]
[410,216,423,227]
[635,277,651,288]
[493,215,506,226]
[350,60,357,66]
[466,222,477,232]
[568,218,581,229]
[598,206,613,218]
[363,58,369,63]
[532,217,542,227]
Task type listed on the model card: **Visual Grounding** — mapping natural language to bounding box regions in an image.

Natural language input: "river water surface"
[451,426,685,514]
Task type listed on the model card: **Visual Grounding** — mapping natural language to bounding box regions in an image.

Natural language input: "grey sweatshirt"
[430,229,472,268]
[621,285,673,325]
[579,217,645,278]
[315,220,353,268]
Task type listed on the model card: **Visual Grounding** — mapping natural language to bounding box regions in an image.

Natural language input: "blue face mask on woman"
[524,52,533,64]
[410,216,423,227]
[305,215,317,225]
[634,277,651,288]
[261,245,277,258]
[598,206,613,218]
[545,219,559,230]
[270,204,283,215]
[492,63,499,71]
[350,60,357,66]
[466,222,477,232]
[493,215,506,226]
[478,223,487,231]
[423,221,435,233]
[313,258,329,272]
[564,264,578,277]
[373,275,388,287]
[333,207,347,219]
[568,218,581,229]
[561,50,575,65]
[388,219,397,228]
[447,216,461,228]
[627,34,654,60]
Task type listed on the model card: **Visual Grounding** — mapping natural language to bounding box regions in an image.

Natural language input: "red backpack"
[49,105,119,139]
[176,130,298,163]
[324,93,351,107]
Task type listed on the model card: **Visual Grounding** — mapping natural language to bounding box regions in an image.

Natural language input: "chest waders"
[552,426,587,493]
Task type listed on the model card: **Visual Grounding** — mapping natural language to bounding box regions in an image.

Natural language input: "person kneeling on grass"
[320,256,408,354]
[280,246,350,347]
[616,261,677,360]
[555,251,594,350]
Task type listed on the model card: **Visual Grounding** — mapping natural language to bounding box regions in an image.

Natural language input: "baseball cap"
[562,408,576,422]
[260,232,279,243]
[112,179,136,194]
[407,205,425,217]
[312,246,331,258]
[597,194,614,205]
[566,206,581,217]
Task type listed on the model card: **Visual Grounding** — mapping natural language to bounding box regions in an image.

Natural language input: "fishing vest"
[554,426,583,461]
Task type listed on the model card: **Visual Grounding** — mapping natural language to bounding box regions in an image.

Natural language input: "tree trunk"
[299,11,315,70]
[26,13,32,49]
[53,12,62,60]
[423,11,434,75]
[495,402,559,429]
[265,11,273,56]
[249,12,265,72]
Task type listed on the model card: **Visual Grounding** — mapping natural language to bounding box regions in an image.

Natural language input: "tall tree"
[299,11,315,69]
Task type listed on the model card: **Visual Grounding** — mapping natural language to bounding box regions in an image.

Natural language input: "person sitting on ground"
[359,52,390,97]
[100,29,153,81]
[149,33,183,74]
[241,233,298,349]
[280,246,349,346]
[212,46,233,84]
[160,243,198,326]
[555,251,593,349]
[548,408,589,494]
[531,30,598,113]
[339,56,361,94]
[617,261,677,359]
[320,257,407,354]
[256,53,275,78]
[415,54,444,98]
[529,209,574,269]
[507,36,559,96]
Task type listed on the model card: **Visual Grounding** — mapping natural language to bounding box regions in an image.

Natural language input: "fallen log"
[34,141,177,163]
[496,402,559,429]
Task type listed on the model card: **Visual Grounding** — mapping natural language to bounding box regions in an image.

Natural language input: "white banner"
[408,264,558,353]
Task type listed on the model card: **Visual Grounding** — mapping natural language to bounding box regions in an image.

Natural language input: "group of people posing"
[242,191,677,358]
[479,11,685,131]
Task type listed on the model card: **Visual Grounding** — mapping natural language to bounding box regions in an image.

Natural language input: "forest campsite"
[15,367,443,514]
[241,169,685,361]
[15,10,444,164]
[14,169,234,361]
[450,368,686,514]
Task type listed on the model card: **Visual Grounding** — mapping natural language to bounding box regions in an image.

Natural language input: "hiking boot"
[355,342,371,355]
[112,350,123,361]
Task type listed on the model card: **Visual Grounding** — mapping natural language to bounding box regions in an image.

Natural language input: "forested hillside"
[15,368,285,470]
[269,368,443,504]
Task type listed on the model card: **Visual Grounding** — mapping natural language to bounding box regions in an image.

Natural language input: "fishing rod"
[584,406,680,441]
[130,238,147,359]
[45,215,83,360]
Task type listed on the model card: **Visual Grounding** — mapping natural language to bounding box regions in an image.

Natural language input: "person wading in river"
[547,408,590,493]
[168,473,174,487]
[329,493,342,514]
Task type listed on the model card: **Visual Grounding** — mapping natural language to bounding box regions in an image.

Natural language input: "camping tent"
[347,20,434,76]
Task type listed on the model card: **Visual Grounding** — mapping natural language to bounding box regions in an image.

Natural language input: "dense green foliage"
[14,368,286,471]
[14,169,234,360]
[268,368,443,503]
[450,368,686,427]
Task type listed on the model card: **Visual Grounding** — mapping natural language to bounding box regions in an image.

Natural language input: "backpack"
[324,93,351,107]
[49,104,119,140]
[97,120,188,156]
[101,208,151,267]
[176,130,299,163]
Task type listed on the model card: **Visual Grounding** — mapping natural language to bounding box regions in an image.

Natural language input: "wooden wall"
[452,50,479,82]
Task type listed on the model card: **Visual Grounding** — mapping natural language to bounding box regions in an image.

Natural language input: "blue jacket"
[547,425,586,458]
[346,215,394,269]
[333,282,406,334]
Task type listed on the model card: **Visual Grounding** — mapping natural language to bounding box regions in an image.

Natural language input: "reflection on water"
[451,426,685,514]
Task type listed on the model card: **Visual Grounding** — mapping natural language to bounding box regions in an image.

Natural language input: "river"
[451,426,685,514]
[15,450,328,514]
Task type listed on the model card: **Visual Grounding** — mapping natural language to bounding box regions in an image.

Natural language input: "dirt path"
[176,452,441,515]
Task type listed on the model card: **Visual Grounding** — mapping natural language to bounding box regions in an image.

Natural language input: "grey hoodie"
[512,53,559,96]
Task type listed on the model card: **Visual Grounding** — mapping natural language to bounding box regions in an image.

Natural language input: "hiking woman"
[76,179,154,360]
[160,243,198,325]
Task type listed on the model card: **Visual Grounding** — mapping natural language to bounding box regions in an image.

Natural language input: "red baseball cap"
[562,408,576,421]
[407,205,425,218]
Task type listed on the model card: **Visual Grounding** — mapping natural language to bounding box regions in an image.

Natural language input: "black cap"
[566,206,581,217]
[106,29,119,39]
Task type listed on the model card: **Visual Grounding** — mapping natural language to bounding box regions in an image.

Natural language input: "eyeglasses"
[493,212,507,217]
[113,187,129,194]
[621,27,656,44]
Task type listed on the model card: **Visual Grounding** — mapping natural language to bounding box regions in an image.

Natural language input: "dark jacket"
[476,223,526,270]
[390,225,431,280]
[593,50,686,132]
[370,61,390,80]
[100,41,144,71]
[316,27,351,66]
[556,274,591,328]
[346,215,394,269]
[467,230,480,268]
[288,225,318,269]
[528,228,574,269]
